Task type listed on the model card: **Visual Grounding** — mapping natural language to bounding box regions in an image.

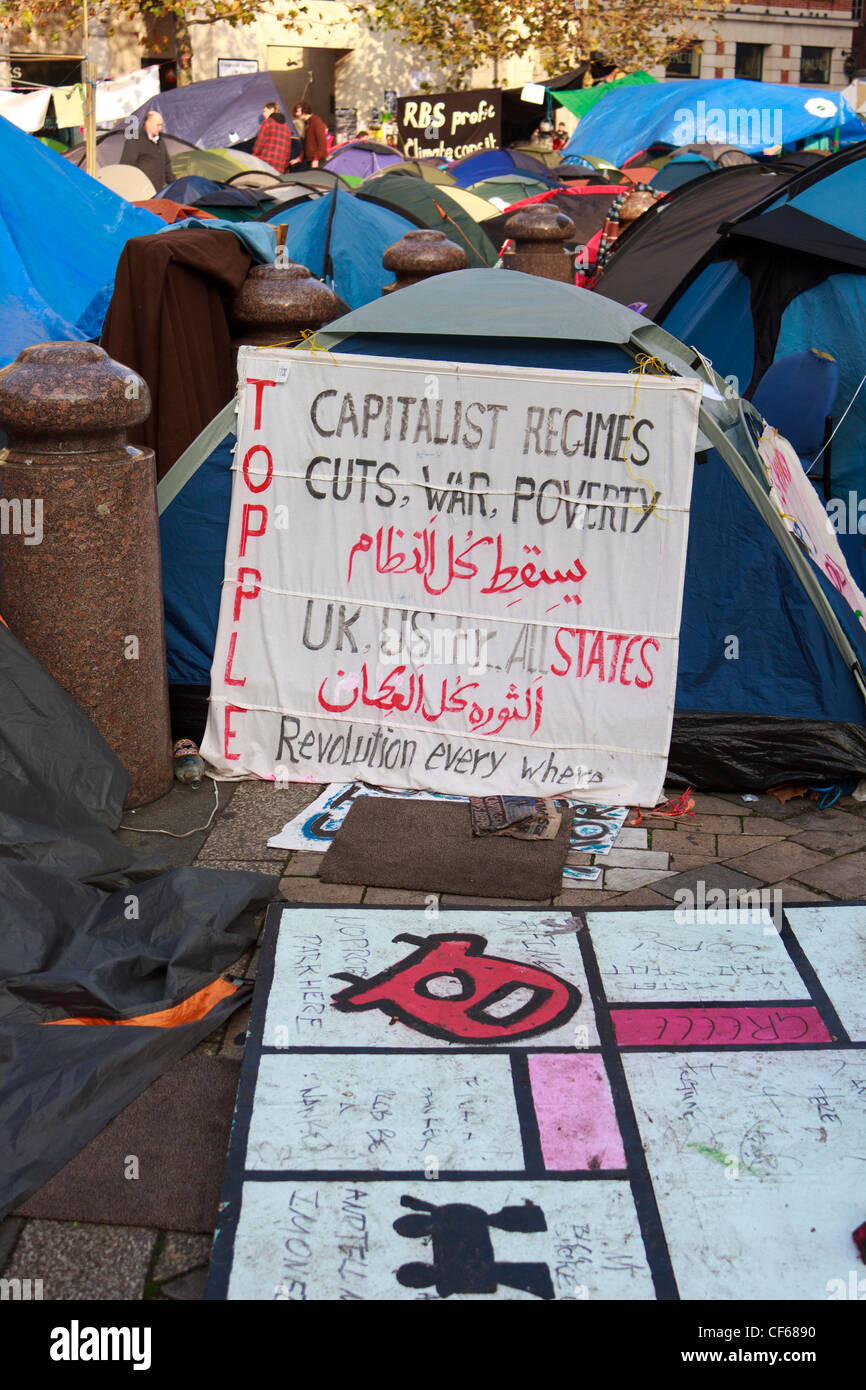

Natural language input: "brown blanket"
[101,227,251,479]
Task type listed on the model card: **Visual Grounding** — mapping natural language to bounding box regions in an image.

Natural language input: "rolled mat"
[318,797,573,899]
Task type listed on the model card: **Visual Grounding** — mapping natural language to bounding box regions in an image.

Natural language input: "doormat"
[16,1054,242,1234]
[207,902,866,1300]
[318,798,573,899]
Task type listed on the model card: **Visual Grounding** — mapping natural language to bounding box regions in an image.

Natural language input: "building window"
[800,46,832,85]
[735,43,765,81]
[666,46,702,79]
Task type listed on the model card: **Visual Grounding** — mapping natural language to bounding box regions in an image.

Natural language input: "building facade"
[664,2,857,87]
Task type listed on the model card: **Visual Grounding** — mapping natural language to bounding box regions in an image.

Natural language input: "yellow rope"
[620,353,675,525]
[252,328,337,364]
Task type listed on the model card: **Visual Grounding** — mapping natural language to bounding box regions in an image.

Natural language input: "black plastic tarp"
[0,620,277,1216]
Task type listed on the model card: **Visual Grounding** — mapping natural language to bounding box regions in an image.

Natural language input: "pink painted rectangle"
[611,1005,831,1047]
[527,1053,626,1171]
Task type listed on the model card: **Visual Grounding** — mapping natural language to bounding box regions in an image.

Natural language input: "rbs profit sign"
[397,89,501,160]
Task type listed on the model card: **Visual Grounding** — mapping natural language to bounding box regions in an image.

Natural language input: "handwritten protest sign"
[201,350,702,802]
[758,426,866,629]
[396,89,500,161]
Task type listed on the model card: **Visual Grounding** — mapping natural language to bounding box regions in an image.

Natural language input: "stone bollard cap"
[620,189,656,223]
[382,228,467,276]
[228,261,342,330]
[0,341,151,435]
[504,205,576,243]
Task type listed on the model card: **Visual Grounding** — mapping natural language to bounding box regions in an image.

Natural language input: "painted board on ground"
[208,902,866,1301]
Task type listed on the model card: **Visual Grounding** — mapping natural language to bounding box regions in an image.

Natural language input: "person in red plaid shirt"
[252,102,293,174]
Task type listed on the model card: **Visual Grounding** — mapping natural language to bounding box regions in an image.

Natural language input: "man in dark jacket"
[119,110,173,191]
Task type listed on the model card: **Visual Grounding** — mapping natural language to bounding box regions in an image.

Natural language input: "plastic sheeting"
[0,114,163,368]
[565,79,865,168]
[0,619,276,1216]
[127,71,295,150]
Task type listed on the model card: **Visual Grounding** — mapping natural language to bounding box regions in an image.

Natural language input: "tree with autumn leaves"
[0,3,308,84]
[354,0,714,89]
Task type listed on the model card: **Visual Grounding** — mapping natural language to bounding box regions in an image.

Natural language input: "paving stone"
[440,895,553,907]
[603,849,670,869]
[741,815,802,836]
[794,849,866,897]
[0,1217,23,1272]
[553,890,608,907]
[603,867,677,891]
[363,888,435,905]
[154,1232,213,1282]
[194,860,282,876]
[766,881,834,903]
[688,794,747,815]
[281,851,324,876]
[116,782,237,868]
[196,782,323,863]
[681,815,743,835]
[566,850,598,866]
[191,1030,225,1056]
[559,872,605,892]
[613,827,648,849]
[3,1220,157,1300]
[784,808,866,834]
[651,829,718,855]
[743,795,819,820]
[790,827,866,855]
[603,887,675,907]
[219,1001,251,1061]
[716,834,784,859]
[161,1267,209,1300]
[278,878,364,903]
[668,853,722,873]
[652,864,766,901]
[722,841,830,883]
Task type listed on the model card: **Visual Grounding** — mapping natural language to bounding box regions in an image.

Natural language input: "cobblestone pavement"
[4,780,863,1299]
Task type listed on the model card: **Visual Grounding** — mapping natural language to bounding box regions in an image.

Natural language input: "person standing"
[252,101,293,174]
[120,110,173,190]
[290,101,329,169]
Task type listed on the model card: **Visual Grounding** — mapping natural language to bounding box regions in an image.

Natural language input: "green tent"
[385,159,456,184]
[468,173,552,205]
[555,72,657,121]
[170,148,253,182]
[355,170,498,267]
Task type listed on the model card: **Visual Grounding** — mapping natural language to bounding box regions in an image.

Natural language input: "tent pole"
[82,3,95,178]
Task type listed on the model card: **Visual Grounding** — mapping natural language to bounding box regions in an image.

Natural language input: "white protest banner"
[95,66,161,125]
[201,350,702,803]
[758,426,866,629]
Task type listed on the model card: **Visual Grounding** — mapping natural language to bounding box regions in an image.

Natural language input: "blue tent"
[267,188,414,308]
[660,143,866,587]
[158,270,866,788]
[565,79,865,167]
[127,71,295,149]
[448,148,552,187]
[0,116,163,368]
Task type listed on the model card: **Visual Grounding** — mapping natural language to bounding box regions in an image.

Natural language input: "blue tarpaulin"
[565,79,866,167]
[127,72,295,150]
[0,115,163,368]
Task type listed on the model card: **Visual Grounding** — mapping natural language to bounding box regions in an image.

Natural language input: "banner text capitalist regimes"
[203,356,700,803]
[302,385,659,534]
